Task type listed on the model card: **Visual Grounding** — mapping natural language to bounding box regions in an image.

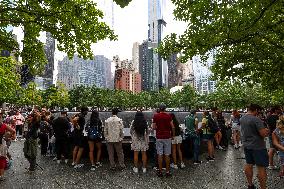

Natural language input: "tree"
[42,83,70,108]
[0,57,21,104]
[158,0,284,90]
[0,0,118,75]
[17,82,42,106]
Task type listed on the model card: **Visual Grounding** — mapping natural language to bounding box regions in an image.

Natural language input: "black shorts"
[244,148,269,167]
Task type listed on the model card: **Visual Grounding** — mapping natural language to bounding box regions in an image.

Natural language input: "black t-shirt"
[267,114,279,134]
[27,121,40,139]
[52,117,69,139]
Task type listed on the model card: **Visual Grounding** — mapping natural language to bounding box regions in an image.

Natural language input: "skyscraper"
[132,42,140,72]
[139,41,159,91]
[147,0,167,89]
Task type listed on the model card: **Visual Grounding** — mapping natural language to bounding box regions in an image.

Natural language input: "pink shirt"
[14,114,25,125]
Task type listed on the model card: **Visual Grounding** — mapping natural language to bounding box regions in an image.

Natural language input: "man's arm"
[256,118,269,138]
[152,122,157,130]
[258,128,269,138]
[104,121,108,140]
[171,121,175,138]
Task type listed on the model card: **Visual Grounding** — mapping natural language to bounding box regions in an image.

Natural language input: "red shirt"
[0,123,7,135]
[153,112,172,139]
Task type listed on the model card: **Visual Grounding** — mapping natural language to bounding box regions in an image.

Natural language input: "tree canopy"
[0,0,119,75]
[158,0,284,90]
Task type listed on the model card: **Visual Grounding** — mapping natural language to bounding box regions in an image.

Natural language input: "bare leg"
[233,131,237,146]
[142,151,147,168]
[134,151,139,168]
[88,141,95,165]
[257,166,267,189]
[268,148,275,166]
[165,155,171,172]
[177,143,183,163]
[95,142,102,163]
[158,154,163,172]
[72,146,79,163]
[0,168,4,177]
[244,164,254,186]
[75,147,84,164]
[172,144,177,165]
[207,140,213,157]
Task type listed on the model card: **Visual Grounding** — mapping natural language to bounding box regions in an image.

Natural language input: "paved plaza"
[1,141,283,189]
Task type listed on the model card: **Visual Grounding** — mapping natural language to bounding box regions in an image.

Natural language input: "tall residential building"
[114,56,141,93]
[148,0,167,89]
[167,54,178,88]
[139,41,159,91]
[195,74,216,95]
[132,42,140,72]
[57,55,112,89]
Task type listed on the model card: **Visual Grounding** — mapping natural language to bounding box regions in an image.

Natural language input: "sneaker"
[133,167,138,173]
[194,160,202,165]
[74,164,84,169]
[142,167,147,173]
[91,165,96,171]
[268,165,278,170]
[95,162,102,168]
[64,159,68,164]
[57,160,61,164]
[180,162,186,169]
[157,171,163,177]
[234,144,239,149]
[218,146,224,150]
[170,163,178,169]
[71,162,76,166]
[206,157,214,162]
[153,166,158,171]
[166,172,172,177]
[239,142,243,147]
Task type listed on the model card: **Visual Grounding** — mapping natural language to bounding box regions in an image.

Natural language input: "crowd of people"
[0,104,283,189]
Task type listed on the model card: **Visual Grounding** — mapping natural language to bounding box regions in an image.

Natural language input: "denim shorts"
[156,139,171,155]
[244,148,269,167]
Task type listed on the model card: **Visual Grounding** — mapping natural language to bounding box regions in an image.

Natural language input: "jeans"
[191,134,200,161]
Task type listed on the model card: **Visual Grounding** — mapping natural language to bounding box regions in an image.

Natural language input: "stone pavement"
[1,141,283,189]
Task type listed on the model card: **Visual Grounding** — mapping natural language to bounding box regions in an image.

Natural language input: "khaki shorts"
[172,135,182,144]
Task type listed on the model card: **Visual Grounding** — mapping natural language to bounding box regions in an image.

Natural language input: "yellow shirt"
[202,117,212,134]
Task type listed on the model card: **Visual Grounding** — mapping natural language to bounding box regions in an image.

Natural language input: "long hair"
[90,110,100,127]
[170,113,179,127]
[132,112,147,137]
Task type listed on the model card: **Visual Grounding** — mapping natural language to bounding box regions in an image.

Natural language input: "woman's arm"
[272,132,284,151]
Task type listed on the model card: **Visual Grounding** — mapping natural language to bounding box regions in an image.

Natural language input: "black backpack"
[206,116,219,134]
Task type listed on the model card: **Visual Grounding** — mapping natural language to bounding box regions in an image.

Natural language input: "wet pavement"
[1,141,283,189]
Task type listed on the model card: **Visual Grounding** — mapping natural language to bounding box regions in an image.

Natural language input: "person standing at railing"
[104,108,125,170]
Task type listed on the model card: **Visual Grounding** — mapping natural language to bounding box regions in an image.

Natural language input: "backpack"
[184,115,197,138]
[206,116,219,134]
[86,121,102,141]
